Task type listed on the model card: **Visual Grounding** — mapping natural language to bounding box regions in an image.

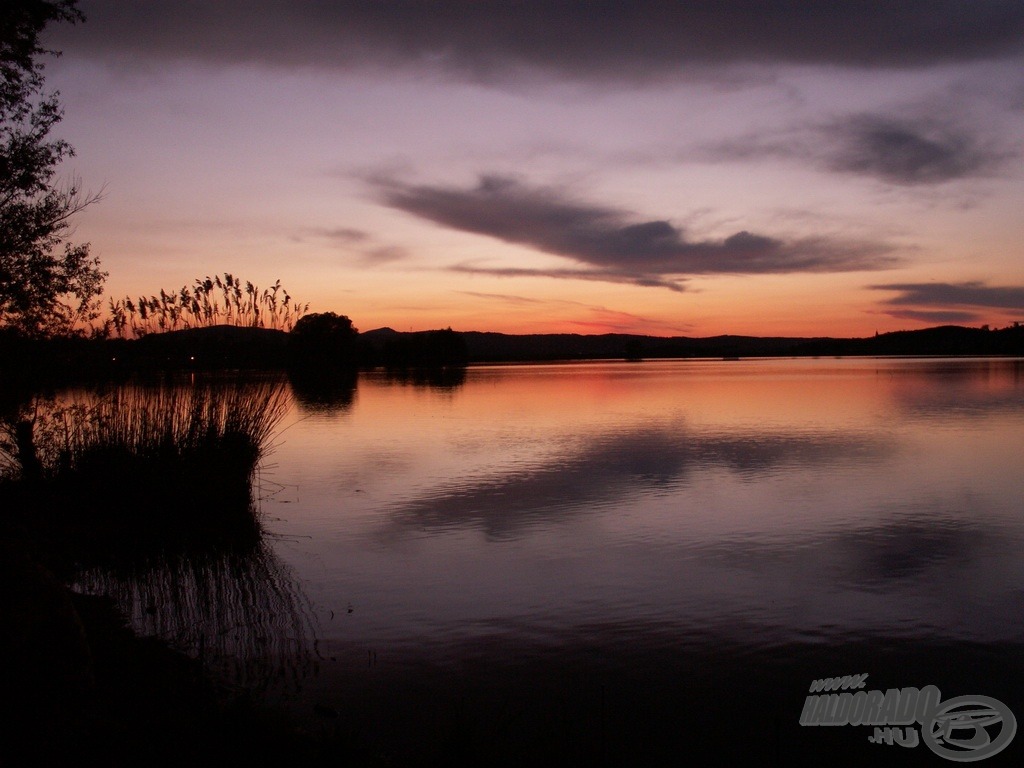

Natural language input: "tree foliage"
[0,0,105,337]
[290,312,359,365]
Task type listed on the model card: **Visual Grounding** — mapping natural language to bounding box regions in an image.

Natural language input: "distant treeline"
[287,315,468,370]
[3,320,1022,387]
[369,323,1024,362]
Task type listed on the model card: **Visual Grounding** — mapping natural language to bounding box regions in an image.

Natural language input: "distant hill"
[366,324,1024,362]
[790,325,1024,357]
[83,322,1023,371]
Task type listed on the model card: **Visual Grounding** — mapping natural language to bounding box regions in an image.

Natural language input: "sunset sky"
[45,1,1024,337]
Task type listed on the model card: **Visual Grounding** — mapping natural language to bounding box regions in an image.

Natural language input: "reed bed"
[107,273,308,336]
[22,378,289,543]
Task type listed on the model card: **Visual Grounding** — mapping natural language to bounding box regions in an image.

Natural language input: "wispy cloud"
[459,291,549,306]
[306,225,409,267]
[881,309,983,324]
[376,174,898,289]
[362,245,408,265]
[452,265,688,292]
[61,2,1024,79]
[701,114,1009,185]
[872,281,1024,309]
[458,291,694,334]
[320,227,370,244]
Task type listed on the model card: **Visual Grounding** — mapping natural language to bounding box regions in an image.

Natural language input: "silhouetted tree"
[289,311,359,367]
[0,0,104,337]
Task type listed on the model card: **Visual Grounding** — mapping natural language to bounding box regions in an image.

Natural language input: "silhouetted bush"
[288,311,359,369]
[2,379,288,549]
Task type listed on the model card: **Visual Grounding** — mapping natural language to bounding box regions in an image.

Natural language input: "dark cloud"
[701,115,1008,185]
[826,116,1006,185]
[377,175,897,287]
[872,281,1024,309]
[882,309,983,324]
[58,1,1024,78]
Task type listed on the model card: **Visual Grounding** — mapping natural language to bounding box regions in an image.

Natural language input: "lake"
[82,358,1024,765]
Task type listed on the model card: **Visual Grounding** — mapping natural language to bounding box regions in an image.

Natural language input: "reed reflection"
[75,540,318,692]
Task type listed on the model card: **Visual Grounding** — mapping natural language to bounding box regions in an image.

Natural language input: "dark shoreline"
[3,323,1023,385]
[0,531,365,767]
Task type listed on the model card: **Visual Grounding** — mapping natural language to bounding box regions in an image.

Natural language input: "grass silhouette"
[3,377,289,552]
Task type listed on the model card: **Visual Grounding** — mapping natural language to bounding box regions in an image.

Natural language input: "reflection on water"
[383,424,894,539]
[75,541,318,692]
[888,359,1024,420]
[73,359,1024,762]
[288,368,358,415]
[257,358,1024,762]
[269,358,1024,642]
[383,365,468,390]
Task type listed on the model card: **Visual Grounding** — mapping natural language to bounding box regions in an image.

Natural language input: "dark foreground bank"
[0,534,374,768]
[4,522,1023,768]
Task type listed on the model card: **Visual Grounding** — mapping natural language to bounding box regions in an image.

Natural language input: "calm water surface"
[98,358,1024,763]
[271,359,1024,643]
